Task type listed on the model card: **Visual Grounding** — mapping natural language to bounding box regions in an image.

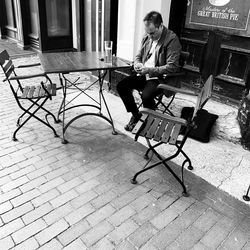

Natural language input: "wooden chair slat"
[161,122,174,143]
[21,86,30,98]
[39,86,46,97]
[51,84,57,96]
[3,60,13,72]
[140,116,155,137]
[46,84,52,95]
[33,86,41,98]
[28,86,36,98]
[132,114,148,134]
[169,124,182,145]
[146,118,161,139]
[154,119,168,141]
[5,65,14,79]
[0,50,9,64]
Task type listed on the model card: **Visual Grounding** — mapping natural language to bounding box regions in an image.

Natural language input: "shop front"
[0,0,118,53]
[115,0,250,105]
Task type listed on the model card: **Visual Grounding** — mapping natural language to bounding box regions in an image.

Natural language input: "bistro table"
[39,51,131,143]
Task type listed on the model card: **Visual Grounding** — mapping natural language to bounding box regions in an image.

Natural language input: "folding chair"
[131,75,213,196]
[137,51,190,116]
[0,50,59,141]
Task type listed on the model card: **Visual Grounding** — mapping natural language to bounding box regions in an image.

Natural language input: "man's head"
[143,11,163,41]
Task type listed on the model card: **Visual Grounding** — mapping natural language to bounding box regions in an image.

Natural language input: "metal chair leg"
[13,97,59,141]
[131,138,189,196]
[243,185,250,201]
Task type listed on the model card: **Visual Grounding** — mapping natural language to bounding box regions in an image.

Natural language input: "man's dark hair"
[143,11,163,28]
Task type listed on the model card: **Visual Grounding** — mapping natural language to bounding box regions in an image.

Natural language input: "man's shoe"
[124,114,142,132]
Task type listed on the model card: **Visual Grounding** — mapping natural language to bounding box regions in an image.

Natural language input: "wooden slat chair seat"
[131,75,213,196]
[0,49,59,141]
[19,83,57,99]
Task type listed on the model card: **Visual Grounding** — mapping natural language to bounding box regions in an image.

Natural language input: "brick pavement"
[0,56,250,249]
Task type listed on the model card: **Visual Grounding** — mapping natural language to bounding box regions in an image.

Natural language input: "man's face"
[144,21,162,41]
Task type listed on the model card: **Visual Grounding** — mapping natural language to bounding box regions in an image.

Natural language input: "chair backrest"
[179,51,190,68]
[193,74,213,118]
[0,50,14,80]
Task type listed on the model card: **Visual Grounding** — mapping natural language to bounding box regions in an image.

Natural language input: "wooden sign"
[185,0,250,36]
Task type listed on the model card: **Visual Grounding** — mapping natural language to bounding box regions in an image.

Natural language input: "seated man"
[117,11,182,131]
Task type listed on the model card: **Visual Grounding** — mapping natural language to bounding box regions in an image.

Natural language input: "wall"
[116,0,172,61]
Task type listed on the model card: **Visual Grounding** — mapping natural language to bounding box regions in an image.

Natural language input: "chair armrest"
[141,108,187,126]
[16,63,41,68]
[8,73,46,81]
[157,84,199,96]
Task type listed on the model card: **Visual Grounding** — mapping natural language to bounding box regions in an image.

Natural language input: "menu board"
[185,0,250,36]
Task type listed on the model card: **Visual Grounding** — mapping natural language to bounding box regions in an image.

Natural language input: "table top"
[39,51,131,74]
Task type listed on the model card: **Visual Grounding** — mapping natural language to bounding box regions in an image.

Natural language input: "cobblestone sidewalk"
[0,56,250,249]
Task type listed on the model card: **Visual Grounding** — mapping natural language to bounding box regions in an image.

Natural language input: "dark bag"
[181,107,218,143]
[237,90,250,150]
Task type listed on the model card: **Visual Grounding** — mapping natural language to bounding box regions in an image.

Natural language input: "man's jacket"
[134,26,182,78]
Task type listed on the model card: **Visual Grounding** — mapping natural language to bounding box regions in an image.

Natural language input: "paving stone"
[1,176,29,192]
[57,177,83,193]
[221,228,249,250]
[191,242,211,250]
[0,236,15,250]
[242,241,250,249]
[20,176,47,193]
[128,222,157,248]
[108,205,135,227]
[50,189,78,208]
[193,207,222,232]
[107,219,139,245]
[10,165,36,180]
[200,220,234,249]
[111,186,150,209]
[114,240,136,250]
[140,242,159,250]
[132,203,161,225]
[35,219,69,245]
[64,203,95,226]
[0,201,13,215]
[11,237,39,250]
[43,203,74,225]
[150,220,183,249]
[22,202,53,225]
[150,206,179,230]
[70,190,98,209]
[90,237,115,250]
[0,218,24,239]
[0,165,19,179]
[2,202,34,223]
[57,219,90,246]
[32,188,60,207]
[81,221,114,247]
[86,204,116,226]
[64,238,87,250]
[38,239,63,250]
[12,218,46,244]
[175,225,204,249]
[75,179,100,194]
[0,175,12,186]
[91,190,118,209]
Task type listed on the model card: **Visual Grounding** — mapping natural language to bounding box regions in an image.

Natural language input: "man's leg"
[117,74,146,131]
[141,79,162,110]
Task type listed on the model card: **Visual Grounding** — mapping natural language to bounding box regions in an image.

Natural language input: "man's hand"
[134,63,143,73]
[138,66,150,75]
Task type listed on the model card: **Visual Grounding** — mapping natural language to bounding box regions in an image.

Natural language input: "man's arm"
[134,35,148,69]
[145,34,182,77]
